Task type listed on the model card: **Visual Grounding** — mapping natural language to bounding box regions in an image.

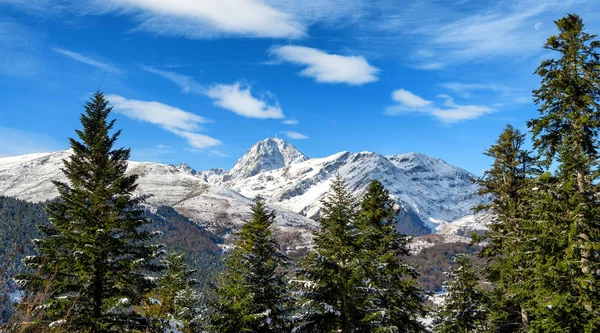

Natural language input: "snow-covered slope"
[226,150,481,230]
[0,137,485,238]
[0,149,317,238]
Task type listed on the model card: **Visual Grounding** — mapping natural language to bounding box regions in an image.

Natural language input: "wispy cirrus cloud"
[0,21,43,77]
[53,48,120,73]
[93,0,306,39]
[206,82,284,119]
[143,67,285,120]
[440,82,531,104]
[107,94,221,149]
[142,65,204,93]
[283,131,308,140]
[269,45,379,85]
[385,89,495,124]
[394,0,586,69]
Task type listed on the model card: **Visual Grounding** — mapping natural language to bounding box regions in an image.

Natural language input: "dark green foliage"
[210,198,290,333]
[526,13,600,331]
[530,14,600,168]
[293,175,365,333]
[16,92,162,332]
[152,253,204,333]
[0,196,48,324]
[354,180,426,332]
[407,241,483,293]
[0,197,222,327]
[433,255,488,333]
[473,125,540,332]
[148,206,222,255]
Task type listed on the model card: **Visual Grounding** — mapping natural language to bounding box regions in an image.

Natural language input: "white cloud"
[282,119,299,125]
[385,89,495,124]
[206,82,284,119]
[270,45,379,85]
[107,94,221,149]
[142,66,204,93]
[107,94,208,132]
[53,48,119,73]
[432,94,496,123]
[392,89,432,108]
[283,131,308,140]
[96,0,306,39]
[170,130,222,149]
[143,67,286,120]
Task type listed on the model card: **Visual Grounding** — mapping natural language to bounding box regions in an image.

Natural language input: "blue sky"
[1,0,599,174]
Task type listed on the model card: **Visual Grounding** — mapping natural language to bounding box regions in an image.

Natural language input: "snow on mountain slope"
[0,138,485,238]
[227,150,481,230]
[0,149,317,237]
[0,150,70,202]
[224,138,308,181]
[409,212,492,253]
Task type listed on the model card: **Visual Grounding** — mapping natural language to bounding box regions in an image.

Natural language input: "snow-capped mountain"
[225,149,480,230]
[224,138,308,181]
[0,138,485,239]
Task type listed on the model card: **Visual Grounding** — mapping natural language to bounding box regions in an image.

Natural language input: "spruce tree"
[474,125,540,332]
[433,254,488,333]
[528,13,600,330]
[151,253,202,333]
[355,180,426,332]
[17,91,161,332]
[209,197,289,333]
[293,174,365,333]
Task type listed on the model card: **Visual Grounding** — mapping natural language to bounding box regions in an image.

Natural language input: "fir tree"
[17,91,162,332]
[293,174,365,333]
[151,253,203,333]
[473,125,539,332]
[433,254,488,333]
[528,13,600,330]
[355,180,426,332]
[209,197,290,333]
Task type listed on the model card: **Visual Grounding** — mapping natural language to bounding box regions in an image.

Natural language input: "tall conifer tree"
[293,175,365,333]
[528,13,600,330]
[209,198,290,333]
[18,91,161,332]
[355,180,426,332]
[474,125,539,331]
[433,255,488,333]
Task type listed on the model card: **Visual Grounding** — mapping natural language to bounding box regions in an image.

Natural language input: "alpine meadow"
[1,1,600,333]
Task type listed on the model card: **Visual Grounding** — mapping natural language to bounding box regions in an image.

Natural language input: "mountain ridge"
[0,138,485,239]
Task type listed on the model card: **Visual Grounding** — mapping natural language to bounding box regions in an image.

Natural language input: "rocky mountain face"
[0,138,487,243]
[224,138,309,181]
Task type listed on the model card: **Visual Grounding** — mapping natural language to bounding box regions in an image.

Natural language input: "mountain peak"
[227,137,308,180]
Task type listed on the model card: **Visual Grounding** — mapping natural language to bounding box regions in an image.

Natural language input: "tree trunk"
[93,259,103,332]
[521,306,529,331]
[577,168,585,193]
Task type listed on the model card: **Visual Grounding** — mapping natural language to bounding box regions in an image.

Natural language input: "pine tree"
[527,13,600,330]
[355,180,426,332]
[473,125,540,332]
[17,91,162,332]
[433,254,488,333]
[151,253,203,333]
[209,197,290,333]
[293,174,365,333]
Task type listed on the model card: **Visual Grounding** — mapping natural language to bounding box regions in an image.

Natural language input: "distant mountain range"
[0,138,488,243]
